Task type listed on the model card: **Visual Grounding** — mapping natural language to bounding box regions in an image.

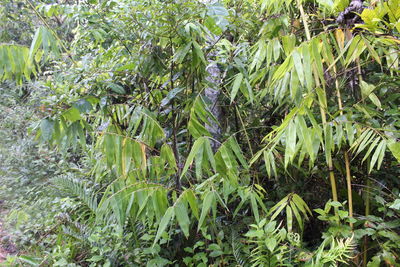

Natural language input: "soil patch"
[0,202,17,263]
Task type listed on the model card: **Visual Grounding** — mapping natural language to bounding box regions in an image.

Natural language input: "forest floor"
[0,204,16,263]
[0,211,7,263]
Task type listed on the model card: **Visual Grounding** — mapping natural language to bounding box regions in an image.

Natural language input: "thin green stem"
[24,0,76,64]
[363,162,371,266]
[296,0,338,203]
[333,62,353,228]
[344,152,353,228]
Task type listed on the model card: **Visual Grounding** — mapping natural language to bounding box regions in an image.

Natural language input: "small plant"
[314,200,355,239]
[245,219,293,266]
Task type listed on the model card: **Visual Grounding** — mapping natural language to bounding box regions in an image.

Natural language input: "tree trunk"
[202,0,223,152]
[205,60,222,152]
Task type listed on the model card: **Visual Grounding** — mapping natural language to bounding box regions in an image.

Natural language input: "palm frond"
[53,175,98,213]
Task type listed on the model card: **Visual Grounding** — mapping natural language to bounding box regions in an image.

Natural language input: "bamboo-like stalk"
[333,63,353,228]
[296,0,338,203]
[363,160,372,266]
[355,55,370,263]
[328,159,339,203]
[344,152,353,228]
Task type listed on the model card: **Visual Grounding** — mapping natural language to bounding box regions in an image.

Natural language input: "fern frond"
[313,235,356,265]
[62,221,92,244]
[231,231,249,267]
[54,175,98,213]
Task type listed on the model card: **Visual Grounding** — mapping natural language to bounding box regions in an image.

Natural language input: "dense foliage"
[1,0,400,266]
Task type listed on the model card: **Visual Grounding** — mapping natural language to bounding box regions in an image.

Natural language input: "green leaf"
[285,120,297,167]
[250,193,260,223]
[193,41,206,65]
[292,193,312,215]
[104,134,116,168]
[346,122,355,145]
[195,142,205,180]
[219,144,233,170]
[362,137,380,163]
[369,140,386,172]
[367,256,382,267]
[116,63,135,71]
[360,80,375,97]
[311,38,325,84]
[316,87,327,111]
[302,44,313,90]
[368,93,381,109]
[263,151,272,177]
[272,56,293,84]
[286,205,293,232]
[63,107,81,122]
[185,190,199,219]
[174,200,190,238]
[188,96,217,138]
[389,199,400,210]
[363,37,381,65]
[345,36,361,66]
[290,201,303,231]
[282,34,296,56]
[107,83,126,94]
[388,139,400,162]
[230,73,243,103]
[174,42,192,63]
[160,144,177,171]
[204,16,222,35]
[265,238,277,252]
[353,129,374,156]
[40,118,55,141]
[250,40,267,71]
[204,138,216,172]
[181,137,205,178]
[292,50,304,86]
[73,99,92,113]
[228,136,249,169]
[376,140,387,170]
[29,27,43,60]
[154,207,174,245]
[270,196,288,221]
[206,3,229,30]
[161,87,184,107]
[198,191,214,231]
[18,255,41,266]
